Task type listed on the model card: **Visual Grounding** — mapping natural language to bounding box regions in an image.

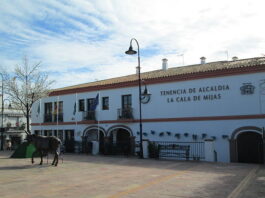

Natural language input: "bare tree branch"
[4,56,55,134]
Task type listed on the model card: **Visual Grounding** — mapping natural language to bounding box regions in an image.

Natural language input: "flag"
[91,93,99,111]
[73,102,76,115]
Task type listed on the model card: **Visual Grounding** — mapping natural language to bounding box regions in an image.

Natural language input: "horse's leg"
[55,151,59,166]
[40,151,43,165]
[32,150,37,164]
[52,152,56,165]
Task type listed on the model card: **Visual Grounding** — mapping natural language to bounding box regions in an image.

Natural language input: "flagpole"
[39,99,42,135]
[57,96,59,136]
[75,93,77,134]
[97,92,100,142]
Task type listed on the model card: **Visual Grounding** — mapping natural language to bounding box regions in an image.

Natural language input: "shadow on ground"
[0,164,53,170]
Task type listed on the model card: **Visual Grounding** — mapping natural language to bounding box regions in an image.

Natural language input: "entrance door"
[116,129,130,155]
[82,129,105,154]
[65,130,75,153]
[98,131,105,154]
[237,132,264,164]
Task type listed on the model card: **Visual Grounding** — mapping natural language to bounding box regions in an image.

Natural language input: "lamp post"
[125,38,144,158]
[0,73,4,150]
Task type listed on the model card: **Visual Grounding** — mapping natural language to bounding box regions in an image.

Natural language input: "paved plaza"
[0,151,264,198]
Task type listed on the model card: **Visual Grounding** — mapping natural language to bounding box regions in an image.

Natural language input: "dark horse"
[26,134,61,166]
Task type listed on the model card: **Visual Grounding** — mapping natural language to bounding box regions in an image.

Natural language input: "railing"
[83,111,96,120]
[44,113,64,122]
[149,141,205,160]
[117,108,134,119]
[5,126,25,131]
[53,113,64,122]
[44,113,52,122]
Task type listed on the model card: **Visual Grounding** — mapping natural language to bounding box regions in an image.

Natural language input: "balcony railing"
[44,113,64,122]
[117,108,134,119]
[53,113,64,122]
[83,111,96,121]
[44,113,53,122]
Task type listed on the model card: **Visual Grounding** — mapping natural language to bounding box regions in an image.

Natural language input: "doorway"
[237,132,264,164]
[109,128,131,155]
[82,128,105,154]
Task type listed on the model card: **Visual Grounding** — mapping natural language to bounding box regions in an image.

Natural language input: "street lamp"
[125,38,148,158]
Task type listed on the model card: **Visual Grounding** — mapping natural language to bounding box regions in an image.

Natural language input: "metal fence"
[149,141,205,161]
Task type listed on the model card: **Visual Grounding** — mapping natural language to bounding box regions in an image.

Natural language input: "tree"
[4,57,54,134]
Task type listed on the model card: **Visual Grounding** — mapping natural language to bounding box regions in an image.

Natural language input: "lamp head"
[125,46,137,55]
[142,85,151,96]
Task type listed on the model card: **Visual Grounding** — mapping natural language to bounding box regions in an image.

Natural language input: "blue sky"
[0,0,265,88]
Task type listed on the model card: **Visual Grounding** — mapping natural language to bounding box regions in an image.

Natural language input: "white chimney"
[232,56,238,61]
[200,57,206,64]
[162,58,168,70]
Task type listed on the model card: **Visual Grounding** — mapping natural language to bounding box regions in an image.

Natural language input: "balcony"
[117,108,134,119]
[44,113,64,122]
[44,113,53,122]
[83,111,96,121]
[53,113,64,122]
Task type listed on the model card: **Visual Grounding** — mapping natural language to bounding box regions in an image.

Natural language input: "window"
[54,130,58,137]
[87,98,94,111]
[59,101,63,114]
[34,130,40,135]
[118,95,133,119]
[79,99,85,111]
[45,102,52,114]
[53,101,63,122]
[44,102,52,122]
[122,95,132,109]
[102,97,109,110]
[65,130,75,141]
[43,130,53,136]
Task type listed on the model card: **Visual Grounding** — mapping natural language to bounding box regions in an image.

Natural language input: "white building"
[31,57,265,163]
[0,97,27,150]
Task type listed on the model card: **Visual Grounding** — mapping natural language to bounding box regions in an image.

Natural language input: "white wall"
[32,72,265,123]
[31,72,265,163]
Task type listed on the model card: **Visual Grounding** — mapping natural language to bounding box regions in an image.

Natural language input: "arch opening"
[237,131,264,164]
[82,128,105,154]
[108,127,132,155]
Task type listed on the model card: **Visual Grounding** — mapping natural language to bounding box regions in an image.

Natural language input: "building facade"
[31,57,265,163]
[0,98,27,150]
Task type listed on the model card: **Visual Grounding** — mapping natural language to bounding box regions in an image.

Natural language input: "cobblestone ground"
[0,151,264,198]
